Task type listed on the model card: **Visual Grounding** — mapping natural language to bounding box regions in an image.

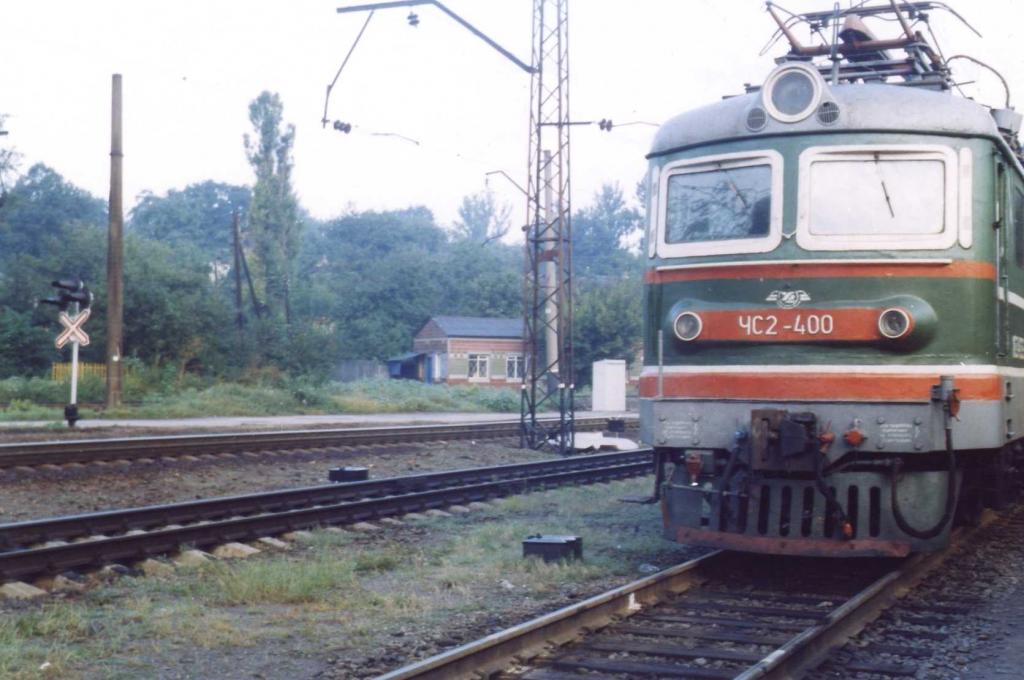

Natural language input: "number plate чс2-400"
[690,308,883,342]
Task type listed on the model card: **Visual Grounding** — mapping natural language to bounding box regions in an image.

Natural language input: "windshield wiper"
[874,153,895,218]
[717,164,750,210]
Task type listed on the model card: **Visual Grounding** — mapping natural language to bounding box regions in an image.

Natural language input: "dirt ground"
[0,477,706,680]
[0,439,554,523]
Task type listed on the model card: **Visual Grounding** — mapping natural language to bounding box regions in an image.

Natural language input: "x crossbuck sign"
[55,309,91,349]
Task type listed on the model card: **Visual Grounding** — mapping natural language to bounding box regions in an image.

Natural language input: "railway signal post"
[40,279,92,427]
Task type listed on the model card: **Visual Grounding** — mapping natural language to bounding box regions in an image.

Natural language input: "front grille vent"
[817,101,840,125]
[746,107,767,131]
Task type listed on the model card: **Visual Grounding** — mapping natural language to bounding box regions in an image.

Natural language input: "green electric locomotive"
[640,2,1024,556]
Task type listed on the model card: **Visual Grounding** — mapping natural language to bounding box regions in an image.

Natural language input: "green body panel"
[643,132,1024,369]
[647,277,995,366]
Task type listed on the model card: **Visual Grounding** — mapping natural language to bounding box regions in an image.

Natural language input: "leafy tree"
[452,190,512,245]
[0,307,53,376]
[573,278,642,386]
[295,207,522,361]
[0,164,107,344]
[120,234,235,372]
[296,208,447,360]
[130,181,251,267]
[0,114,19,203]
[0,166,243,378]
[572,183,643,280]
[0,164,106,259]
[437,240,521,317]
[244,91,301,323]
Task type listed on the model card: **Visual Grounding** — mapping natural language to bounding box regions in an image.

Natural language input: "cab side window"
[1015,187,1024,267]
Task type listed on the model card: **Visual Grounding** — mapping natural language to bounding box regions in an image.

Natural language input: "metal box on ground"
[523,534,582,562]
[328,466,369,483]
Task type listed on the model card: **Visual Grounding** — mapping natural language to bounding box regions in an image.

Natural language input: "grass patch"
[0,478,690,679]
[191,553,358,606]
[353,550,403,574]
[412,483,670,597]
[0,603,97,679]
[0,376,520,421]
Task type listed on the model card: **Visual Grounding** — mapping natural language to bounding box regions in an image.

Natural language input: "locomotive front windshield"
[808,156,945,235]
[665,164,772,243]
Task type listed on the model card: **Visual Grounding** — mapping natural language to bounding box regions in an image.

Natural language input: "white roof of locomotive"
[649,83,1000,158]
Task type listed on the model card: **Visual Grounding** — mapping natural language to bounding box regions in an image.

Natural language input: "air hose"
[813,444,852,539]
[716,430,748,530]
[890,425,959,540]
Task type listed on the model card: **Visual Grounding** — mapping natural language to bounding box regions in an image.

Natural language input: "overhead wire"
[946,54,1012,107]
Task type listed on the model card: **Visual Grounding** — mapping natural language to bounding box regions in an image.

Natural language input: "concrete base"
[174,549,214,568]
[572,432,638,452]
[135,558,175,577]
[1,581,47,600]
[35,574,86,593]
[212,542,261,559]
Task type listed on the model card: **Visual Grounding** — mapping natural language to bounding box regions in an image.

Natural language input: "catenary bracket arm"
[337,0,535,74]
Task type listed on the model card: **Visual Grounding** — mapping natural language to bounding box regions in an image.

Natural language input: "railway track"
[0,449,652,582]
[0,416,632,470]
[379,516,998,680]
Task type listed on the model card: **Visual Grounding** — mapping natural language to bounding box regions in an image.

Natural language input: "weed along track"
[0,416,631,471]
[0,449,651,584]
[379,515,1009,680]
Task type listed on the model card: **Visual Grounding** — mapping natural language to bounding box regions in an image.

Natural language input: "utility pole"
[232,210,245,340]
[105,74,124,408]
[334,0,575,454]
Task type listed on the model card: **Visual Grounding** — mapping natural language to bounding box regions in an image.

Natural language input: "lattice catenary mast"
[520,0,574,453]
[332,0,575,454]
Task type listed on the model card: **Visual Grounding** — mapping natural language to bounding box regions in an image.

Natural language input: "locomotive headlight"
[762,63,822,123]
[673,311,703,342]
[878,308,912,339]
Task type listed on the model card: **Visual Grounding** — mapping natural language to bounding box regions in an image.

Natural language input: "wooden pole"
[105,74,124,408]
[232,210,245,334]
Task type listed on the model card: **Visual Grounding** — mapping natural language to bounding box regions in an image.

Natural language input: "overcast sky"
[1,1,1021,233]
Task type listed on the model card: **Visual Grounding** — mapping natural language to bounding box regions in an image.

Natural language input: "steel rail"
[377,551,725,680]
[0,454,652,581]
[0,449,652,549]
[0,416,632,469]
[736,515,998,679]
[378,517,996,679]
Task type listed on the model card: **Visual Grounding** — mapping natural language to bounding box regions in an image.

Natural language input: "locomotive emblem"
[766,290,811,309]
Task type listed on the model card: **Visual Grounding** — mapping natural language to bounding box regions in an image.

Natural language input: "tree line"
[0,93,643,385]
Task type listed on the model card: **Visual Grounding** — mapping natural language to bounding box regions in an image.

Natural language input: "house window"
[468,354,489,379]
[506,355,525,380]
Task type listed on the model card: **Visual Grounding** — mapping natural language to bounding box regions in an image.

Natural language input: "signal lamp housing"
[878,308,912,339]
[762,62,823,123]
[673,311,703,342]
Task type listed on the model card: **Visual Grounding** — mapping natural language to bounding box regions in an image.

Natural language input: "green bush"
[0,372,521,420]
[0,377,65,403]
